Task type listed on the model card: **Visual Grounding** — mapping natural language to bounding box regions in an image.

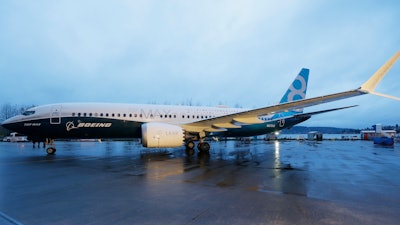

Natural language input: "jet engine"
[141,123,184,148]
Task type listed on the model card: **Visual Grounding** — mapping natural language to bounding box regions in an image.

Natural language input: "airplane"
[1,51,399,155]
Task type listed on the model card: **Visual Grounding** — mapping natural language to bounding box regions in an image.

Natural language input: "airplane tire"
[186,141,195,149]
[197,142,210,153]
[46,147,56,155]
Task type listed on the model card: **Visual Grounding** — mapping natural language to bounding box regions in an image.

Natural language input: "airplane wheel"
[186,141,195,149]
[197,142,210,153]
[46,147,56,155]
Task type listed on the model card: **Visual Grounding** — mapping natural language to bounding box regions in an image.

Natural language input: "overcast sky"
[0,0,399,128]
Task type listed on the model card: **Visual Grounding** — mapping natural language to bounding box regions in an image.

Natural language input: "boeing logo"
[66,121,112,131]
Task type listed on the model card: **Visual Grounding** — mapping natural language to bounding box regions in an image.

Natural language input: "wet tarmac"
[0,139,400,225]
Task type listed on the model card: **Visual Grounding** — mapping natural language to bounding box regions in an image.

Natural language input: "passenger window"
[84,113,87,117]
[112,113,115,117]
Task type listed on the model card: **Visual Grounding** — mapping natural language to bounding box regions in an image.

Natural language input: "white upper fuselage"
[19,103,252,124]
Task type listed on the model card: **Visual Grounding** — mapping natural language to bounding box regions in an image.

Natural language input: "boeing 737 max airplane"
[2,51,400,155]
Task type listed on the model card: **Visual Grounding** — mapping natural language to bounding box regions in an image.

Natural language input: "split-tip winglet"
[359,50,400,101]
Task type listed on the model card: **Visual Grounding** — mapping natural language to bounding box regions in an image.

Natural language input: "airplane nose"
[1,116,21,130]
[1,118,13,129]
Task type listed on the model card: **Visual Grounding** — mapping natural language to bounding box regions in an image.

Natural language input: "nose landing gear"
[46,147,56,154]
[45,139,56,155]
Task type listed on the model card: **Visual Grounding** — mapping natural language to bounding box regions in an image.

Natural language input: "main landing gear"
[185,140,210,156]
[197,142,210,152]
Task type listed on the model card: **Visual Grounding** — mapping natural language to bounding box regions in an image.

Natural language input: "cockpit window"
[22,110,35,116]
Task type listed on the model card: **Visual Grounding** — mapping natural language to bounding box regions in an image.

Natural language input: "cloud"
[0,0,399,128]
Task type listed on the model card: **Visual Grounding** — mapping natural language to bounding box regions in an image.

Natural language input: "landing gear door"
[50,105,62,124]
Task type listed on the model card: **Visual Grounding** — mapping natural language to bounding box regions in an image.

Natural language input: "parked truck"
[2,132,29,142]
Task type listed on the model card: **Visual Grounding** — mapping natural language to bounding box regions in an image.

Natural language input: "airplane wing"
[182,50,400,134]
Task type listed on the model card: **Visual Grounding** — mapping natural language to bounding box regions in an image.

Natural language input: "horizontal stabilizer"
[294,105,358,118]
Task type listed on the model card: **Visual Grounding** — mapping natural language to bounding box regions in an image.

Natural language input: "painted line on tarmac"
[0,211,24,225]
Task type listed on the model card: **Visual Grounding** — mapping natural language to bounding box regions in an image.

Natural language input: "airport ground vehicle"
[2,132,29,142]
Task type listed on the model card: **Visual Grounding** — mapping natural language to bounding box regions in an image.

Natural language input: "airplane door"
[50,105,62,124]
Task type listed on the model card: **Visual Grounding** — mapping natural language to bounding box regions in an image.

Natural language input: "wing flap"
[204,127,227,132]
[212,123,242,129]
[233,117,265,124]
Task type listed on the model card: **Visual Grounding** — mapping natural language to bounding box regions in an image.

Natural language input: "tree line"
[0,103,36,136]
[0,103,35,122]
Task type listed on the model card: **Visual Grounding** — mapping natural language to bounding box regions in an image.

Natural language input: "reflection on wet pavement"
[1,139,400,224]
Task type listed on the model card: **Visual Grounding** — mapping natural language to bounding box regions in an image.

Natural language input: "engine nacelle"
[141,123,184,148]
